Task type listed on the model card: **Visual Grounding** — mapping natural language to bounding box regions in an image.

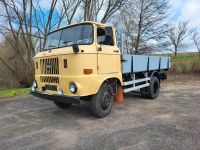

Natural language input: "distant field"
[158,52,200,74]
[159,52,199,62]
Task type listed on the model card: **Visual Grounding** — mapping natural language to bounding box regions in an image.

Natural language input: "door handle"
[113,50,119,52]
[97,47,102,51]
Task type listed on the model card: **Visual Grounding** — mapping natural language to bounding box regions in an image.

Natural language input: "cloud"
[171,0,200,29]
[169,0,200,52]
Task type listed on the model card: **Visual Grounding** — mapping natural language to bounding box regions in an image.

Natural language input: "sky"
[169,0,200,52]
[170,0,200,29]
[0,0,199,52]
[39,0,200,29]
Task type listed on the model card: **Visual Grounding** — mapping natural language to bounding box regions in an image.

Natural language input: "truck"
[31,21,170,118]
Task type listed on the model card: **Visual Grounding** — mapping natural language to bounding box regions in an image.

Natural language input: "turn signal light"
[84,69,93,74]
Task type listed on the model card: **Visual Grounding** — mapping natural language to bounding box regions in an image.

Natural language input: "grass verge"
[0,88,30,99]
[159,53,200,75]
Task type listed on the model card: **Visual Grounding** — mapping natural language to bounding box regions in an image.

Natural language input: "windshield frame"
[44,23,94,51]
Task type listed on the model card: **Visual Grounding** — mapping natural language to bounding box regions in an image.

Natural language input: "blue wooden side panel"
[148,56,160,70]
[121,54,170,74]
[160,57,168,69]
[122,55,132,73]
[169,57,171,68]
[132,55,148,72]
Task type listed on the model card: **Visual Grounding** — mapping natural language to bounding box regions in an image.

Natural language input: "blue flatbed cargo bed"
[121,55,171,74]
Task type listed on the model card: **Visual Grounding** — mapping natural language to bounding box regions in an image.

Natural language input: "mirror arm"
[97,45,102,51]
[72,44,79,54]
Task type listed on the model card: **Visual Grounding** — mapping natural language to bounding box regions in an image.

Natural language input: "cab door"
[97,27,121,74]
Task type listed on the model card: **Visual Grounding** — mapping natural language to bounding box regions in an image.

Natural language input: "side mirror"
[72,44,79,53]
[103,26,113,45]
[105,26,113,37]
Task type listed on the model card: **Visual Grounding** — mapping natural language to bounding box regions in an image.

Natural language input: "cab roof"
[56,21,107,31]
[72,21,107,27]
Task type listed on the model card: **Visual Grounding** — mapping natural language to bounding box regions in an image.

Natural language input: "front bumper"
[30,91,80,104]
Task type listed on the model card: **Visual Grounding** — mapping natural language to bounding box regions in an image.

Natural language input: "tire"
[91,83,114,118]
[54,102,72,109]
[147,76,160,99]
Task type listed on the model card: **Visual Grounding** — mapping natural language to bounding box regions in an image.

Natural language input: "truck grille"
[40,76,59,83]
[40,58,59,74]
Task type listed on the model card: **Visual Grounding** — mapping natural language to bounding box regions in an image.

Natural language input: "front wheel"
[91,83,114,118]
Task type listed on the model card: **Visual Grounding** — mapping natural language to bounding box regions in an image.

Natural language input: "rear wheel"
[140,76,160,99]
[147,76,160,99]
[91,83,114,118]
[54,102,72,109]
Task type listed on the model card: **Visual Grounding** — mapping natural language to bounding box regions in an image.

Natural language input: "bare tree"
[61,0,81,25]
[193,31,200,56]
[82,0,125,23]
[0,0,35,86]
[0,0,126,87]
[0,0,63,86]
[166,21,194,57]
[116,0,170,54]
[32,0,59,50]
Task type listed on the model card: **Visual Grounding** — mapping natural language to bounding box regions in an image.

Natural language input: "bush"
[0,34,34,89]
[191,60,200,74]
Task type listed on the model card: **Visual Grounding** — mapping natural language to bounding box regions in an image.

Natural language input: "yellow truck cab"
[31,21,170,118]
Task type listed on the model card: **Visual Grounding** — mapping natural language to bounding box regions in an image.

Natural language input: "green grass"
[0,88,30,99]
[160,53,200,62]
[158,52,200,74]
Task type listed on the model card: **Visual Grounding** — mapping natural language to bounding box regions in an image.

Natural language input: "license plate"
[45,85,57,91]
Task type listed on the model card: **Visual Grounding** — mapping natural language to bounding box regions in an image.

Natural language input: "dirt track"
[0,80,200,150]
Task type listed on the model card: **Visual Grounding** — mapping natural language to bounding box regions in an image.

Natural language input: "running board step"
[123,76,151,93]
[123,77,150,86]
[123,83,150,93]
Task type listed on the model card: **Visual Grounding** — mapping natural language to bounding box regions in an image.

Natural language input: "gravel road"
[0,80,200,150]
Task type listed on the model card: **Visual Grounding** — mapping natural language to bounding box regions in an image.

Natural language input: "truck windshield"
[44,24,93,50]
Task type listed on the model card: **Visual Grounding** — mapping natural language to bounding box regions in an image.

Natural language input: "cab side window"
[97,28,114,46]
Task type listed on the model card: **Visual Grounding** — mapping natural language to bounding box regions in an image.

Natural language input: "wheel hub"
[153,82,159,95]
[101,91,112,110]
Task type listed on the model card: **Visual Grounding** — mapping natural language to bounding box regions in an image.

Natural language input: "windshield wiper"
[62,41,74,46]
[48,45,56,48]
[62,41,69,44]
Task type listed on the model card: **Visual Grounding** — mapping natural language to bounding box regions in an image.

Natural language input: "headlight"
[31,86,36,92]
[32,81,37,88]
[31,81,37,92]
[69,83,77,93]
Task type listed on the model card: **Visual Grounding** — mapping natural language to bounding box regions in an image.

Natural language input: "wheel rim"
[100,91,112,111]
[153,82,159,95]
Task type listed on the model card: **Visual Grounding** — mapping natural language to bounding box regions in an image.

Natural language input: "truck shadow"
[51,101,95,118]
[47,92,147,119]
[124,92,144,99]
